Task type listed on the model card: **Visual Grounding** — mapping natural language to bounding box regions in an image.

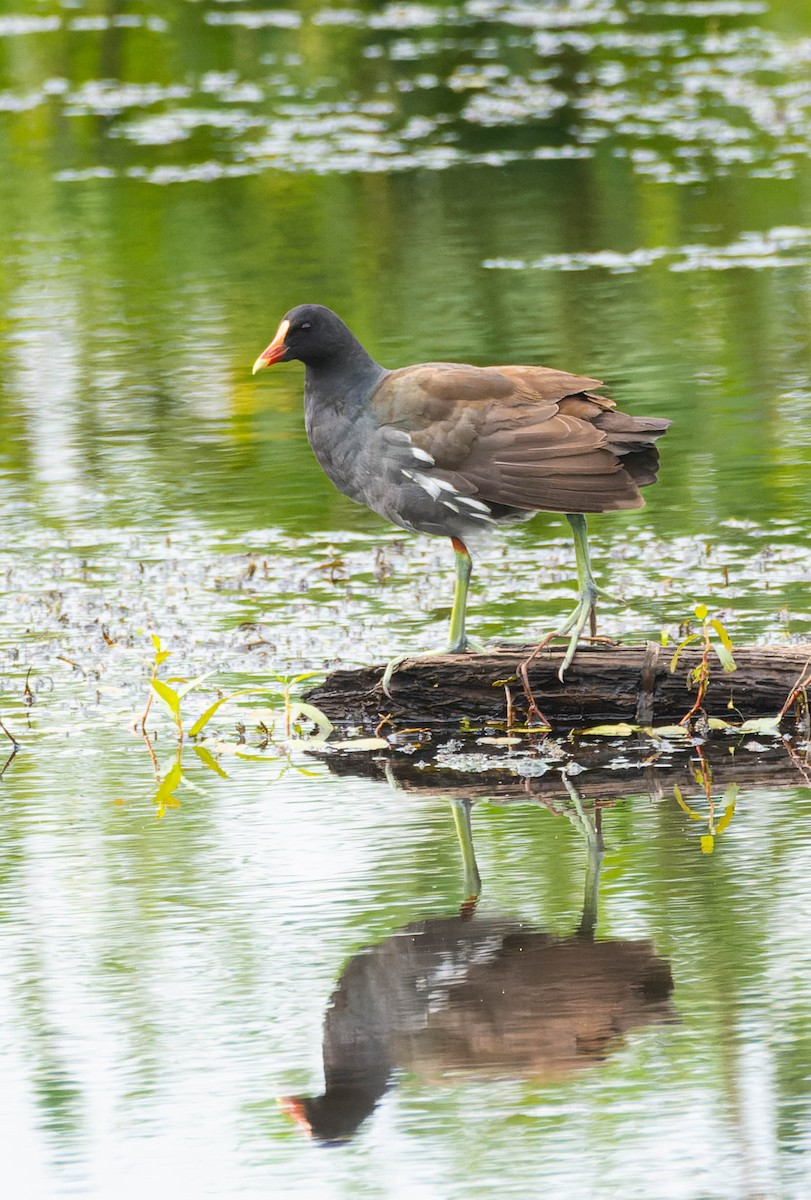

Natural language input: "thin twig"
[374,713,394,736]
[783,736,811,787]
[693,744,715,820]
[679,630,712,727]
[504,684,515,731]
[517,658,551,730]
[777,653,811,721]
[139,689,154,733]
[0,717,20,780]
[518,633,614,727]
[0,747,18,780]
[141,729,161,783]
[0,717,19,747]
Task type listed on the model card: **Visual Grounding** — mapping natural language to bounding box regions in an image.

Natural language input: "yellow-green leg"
[380,536,476,698]
[520,514,604,690]
[450,797,481,913]
[552,514,600,678]
[447,536,472,653]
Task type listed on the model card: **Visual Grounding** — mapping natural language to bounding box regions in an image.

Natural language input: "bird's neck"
[304,341,387,408]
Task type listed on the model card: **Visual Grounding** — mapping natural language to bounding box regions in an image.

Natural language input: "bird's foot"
[551,601,597,681]
[379,652,412,699]
[520,581,603,688]
[447,633,486,655]
[590,583,621,607]
[379,636,484,699]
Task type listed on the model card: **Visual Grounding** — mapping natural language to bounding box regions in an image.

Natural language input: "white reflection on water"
[4,1,811,183]
[483,226,811,273]
[8,269,86,515]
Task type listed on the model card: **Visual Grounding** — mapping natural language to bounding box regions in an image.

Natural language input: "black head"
[279,1083,386,1144]
[252,304,359,373]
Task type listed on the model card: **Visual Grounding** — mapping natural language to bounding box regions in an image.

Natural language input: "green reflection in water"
[1,3,811,1194]
[0,0,809,545]
[1,734,811,1196]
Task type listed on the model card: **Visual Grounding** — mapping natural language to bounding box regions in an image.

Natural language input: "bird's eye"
[300,322,311,331]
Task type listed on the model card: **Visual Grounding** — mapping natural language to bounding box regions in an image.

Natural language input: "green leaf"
[582,723,639,736]
[154,761,182,804]
[709,619,734,653]
[327,737,389,751]
[176,670,218,699]
[737,716,780,736]
[187,687,280,738]
[693,761,712,787]
[289,672,321,686]
[288,702,335,741]
[669,633,699,673]
[151,678,181,717]
[716,788,738,835]
[673,784,703,820]
[714,643,737,673]
[193,745,229,778]
[189,696,232,737]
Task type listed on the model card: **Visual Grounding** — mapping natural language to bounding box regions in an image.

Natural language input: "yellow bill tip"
[251,319,290,375]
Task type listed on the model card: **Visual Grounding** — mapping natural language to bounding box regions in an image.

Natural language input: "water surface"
[1,1,810,1196]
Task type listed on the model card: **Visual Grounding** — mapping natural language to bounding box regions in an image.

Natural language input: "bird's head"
[252,304,353,373]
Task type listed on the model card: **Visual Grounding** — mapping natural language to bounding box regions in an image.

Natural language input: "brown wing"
[371,362,666,514]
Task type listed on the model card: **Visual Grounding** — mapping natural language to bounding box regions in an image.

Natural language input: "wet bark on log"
[305,641,811,731]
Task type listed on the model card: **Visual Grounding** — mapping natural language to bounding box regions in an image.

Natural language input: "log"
[305,640,811,732]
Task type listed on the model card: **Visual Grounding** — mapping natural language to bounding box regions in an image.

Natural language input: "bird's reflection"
[282,783,673,1144]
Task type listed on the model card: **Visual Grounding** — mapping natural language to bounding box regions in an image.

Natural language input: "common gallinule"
[253,305,670,676]
[279,794,672,1143]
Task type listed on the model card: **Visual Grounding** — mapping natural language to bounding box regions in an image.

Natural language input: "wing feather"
[368,360,667,516]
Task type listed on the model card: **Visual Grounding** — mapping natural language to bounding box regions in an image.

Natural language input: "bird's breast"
[303,387,375,505]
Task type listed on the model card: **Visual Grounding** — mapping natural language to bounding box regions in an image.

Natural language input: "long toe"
[380,652,411,699]
[379,638,483,698]
[557,597,597,680]
[455,634,486,654]
[446,634,486,654]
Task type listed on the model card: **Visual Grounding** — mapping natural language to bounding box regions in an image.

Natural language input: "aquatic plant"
[141,636,332,744]
[668,603,737,726]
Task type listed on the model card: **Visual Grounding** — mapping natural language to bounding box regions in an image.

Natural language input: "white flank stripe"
[457,495,491,513]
